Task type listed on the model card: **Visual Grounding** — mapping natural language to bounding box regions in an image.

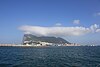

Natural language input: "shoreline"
[0,44,81,47]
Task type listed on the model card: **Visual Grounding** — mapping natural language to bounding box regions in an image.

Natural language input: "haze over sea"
[0,46,100,67]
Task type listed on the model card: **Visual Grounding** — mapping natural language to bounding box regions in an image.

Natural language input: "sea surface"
[0,46,100,67]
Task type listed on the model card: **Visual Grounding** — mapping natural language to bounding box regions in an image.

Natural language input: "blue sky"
[0,0,100,45]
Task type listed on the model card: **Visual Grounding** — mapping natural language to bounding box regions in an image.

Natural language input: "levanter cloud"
[19,24,100,37]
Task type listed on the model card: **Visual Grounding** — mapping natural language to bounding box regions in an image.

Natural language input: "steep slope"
[23,34,71,44]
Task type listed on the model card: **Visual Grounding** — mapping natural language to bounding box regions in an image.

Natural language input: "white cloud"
[19,24,100,37]
[55,23,62,26]
[73,20,80,25]
[90,24,99,32]
[96,29,100,32]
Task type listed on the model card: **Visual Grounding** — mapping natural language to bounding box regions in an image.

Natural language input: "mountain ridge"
[23,34,71,45]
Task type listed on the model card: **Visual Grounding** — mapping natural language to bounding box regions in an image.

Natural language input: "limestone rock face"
[23,34,71,45]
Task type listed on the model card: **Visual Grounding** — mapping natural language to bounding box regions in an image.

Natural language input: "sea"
[0,46,100,67]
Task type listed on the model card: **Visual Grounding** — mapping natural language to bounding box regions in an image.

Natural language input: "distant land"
[22,34,79,46]
[1,34,99,47]
[0,34,81,47]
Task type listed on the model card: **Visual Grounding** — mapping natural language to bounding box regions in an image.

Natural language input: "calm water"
[0,46,100,67]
